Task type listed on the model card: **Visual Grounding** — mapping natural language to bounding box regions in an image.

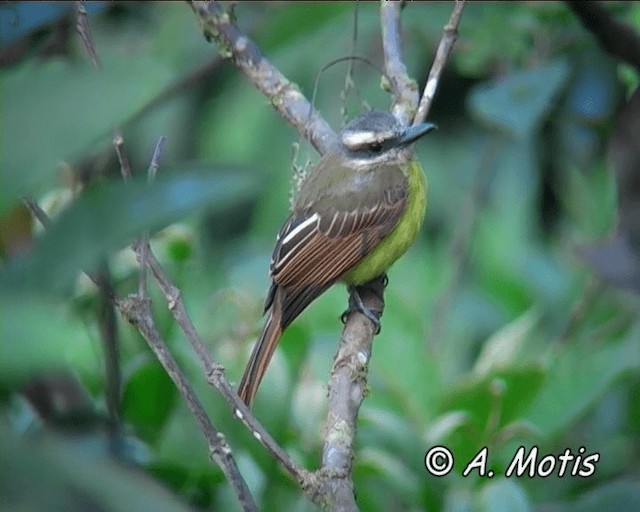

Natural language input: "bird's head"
[339,110,436,168]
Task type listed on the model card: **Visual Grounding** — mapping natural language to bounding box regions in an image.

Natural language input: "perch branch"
[316,2,467,507]
[319,276,386,511]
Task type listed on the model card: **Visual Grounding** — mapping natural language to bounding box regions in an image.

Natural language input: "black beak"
[397,122,437,146]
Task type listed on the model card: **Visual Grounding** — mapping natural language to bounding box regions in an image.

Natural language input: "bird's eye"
[369,142,383,153]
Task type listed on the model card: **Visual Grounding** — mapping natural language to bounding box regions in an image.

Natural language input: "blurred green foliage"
[1,2,639,511]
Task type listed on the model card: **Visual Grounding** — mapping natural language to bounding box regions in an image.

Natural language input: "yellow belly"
[342,159,427,285]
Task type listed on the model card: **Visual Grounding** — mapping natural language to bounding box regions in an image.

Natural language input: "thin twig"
[380,0,419,125]
[147,136,167,183]
[72,8,258,505]
[75,1,100,70]
[133,137,301,480]
[103,24,310,500]
[74,7,126,432]
[117,293,257,512]
[22,196,52,229]
[25,194,103,288]
[557,277,604,343]
[189,1,337,155]
[414,0,465,125]
[137,137,167,297]
[113,133,132,182]
[340,4,360,124]
[24,195,122,439]
[143,246,312,489]
[26,190,259,511]
[96,263,122,437]
[120,138,258,511]
[136,141,307,484]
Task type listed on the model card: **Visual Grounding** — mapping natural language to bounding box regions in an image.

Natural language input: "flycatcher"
[238,110,435,407]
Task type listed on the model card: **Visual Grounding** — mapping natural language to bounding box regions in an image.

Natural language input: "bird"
[238,110,436,407]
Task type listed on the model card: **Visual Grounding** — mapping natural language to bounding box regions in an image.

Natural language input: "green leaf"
[155,402,212,471]
[477,478,532,512]
[568,480,640,512]
[561,164,617,240]
[3,170,259,293]
[359,406,422,464]
[440,366,545,427]
[474,309,540,376]
[253,3,351,52]
[468,60,570,138]
[0,425,193,512]
[1,55,175,213]
[523,324,640,437]
[425,411,473,445]
[357,447,422,506]
[0,294,98,384]
[122,359,178,444]
[438,366,545,466]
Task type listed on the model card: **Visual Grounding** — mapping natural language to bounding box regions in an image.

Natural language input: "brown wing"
[265,182,407,329]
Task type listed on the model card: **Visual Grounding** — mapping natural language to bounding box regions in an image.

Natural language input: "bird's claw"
[341,286,382,334]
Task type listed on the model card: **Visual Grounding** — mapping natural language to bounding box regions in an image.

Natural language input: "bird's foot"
[341,280,386,335]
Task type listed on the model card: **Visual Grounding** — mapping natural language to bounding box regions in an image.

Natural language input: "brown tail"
[238,297,283,408]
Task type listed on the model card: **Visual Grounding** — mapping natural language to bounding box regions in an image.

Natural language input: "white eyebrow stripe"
[280,213,320,245]
[342,129,396,148]
[342,131,378,146]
